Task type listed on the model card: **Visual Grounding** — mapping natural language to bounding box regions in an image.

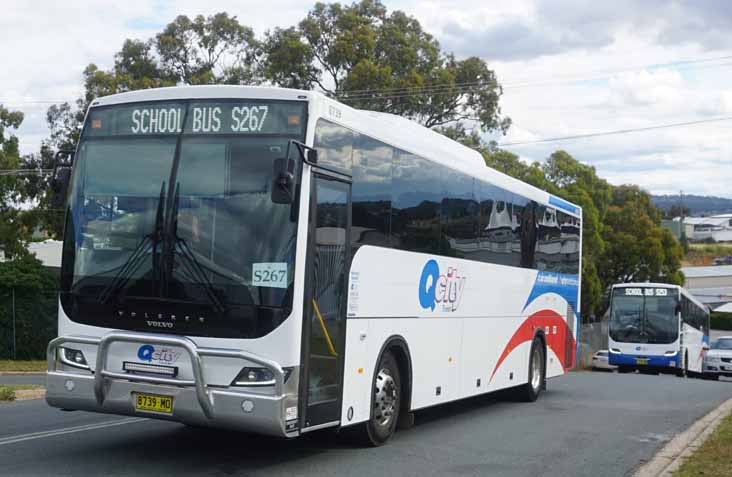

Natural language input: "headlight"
[232,367,275,386]
[706,356,721,363]
[59,347,90,370]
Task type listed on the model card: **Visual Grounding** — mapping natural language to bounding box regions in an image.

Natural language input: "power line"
[498,116,732,147]
[0,169,53,176]
[3,53,732,107]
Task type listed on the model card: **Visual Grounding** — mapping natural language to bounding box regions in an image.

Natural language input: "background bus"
[46,85,582,445]
[608,283,709,375]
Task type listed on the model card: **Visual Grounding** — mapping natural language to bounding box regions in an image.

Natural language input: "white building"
[677,214,732,242]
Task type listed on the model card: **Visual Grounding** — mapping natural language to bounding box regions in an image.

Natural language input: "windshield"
[60,99,307,338]
[712,339,732,350]
[609,287,679,344]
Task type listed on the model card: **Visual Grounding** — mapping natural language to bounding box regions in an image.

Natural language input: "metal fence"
[0,288,59,360]
[578,319,609,368]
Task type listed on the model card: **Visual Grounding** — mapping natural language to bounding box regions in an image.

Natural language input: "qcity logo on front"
[418,259,467,313]
[137,344,181,365]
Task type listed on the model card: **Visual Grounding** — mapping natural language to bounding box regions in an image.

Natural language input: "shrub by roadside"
[0,385,16,401]
[711,312,732,331]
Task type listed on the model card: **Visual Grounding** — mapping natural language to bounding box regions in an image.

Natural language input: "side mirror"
[51,150,75,208]
[305,148,318,164]
[675,303,682,315]
[51,167,72,207]
[271,157,296,204]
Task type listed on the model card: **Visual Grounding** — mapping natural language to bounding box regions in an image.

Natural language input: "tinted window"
[556,210,581,274]
[392,150,443,254]
[313,119,353,174]
[477,181,520,267]
[351,135,393,248]
[442,169,478,258]
[536,205,562,272]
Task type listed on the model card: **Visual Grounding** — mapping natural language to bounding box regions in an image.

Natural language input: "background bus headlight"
[706,356,721,363]
[59,347,90,370]
[232,367,275,386]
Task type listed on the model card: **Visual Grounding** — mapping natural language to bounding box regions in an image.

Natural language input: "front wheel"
[353,351,401,446]
[516,337,545,402]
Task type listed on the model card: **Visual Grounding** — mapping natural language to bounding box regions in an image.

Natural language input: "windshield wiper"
[166,183,226,314]
[97,182,167,304]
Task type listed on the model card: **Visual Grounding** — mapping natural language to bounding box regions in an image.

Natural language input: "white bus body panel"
[340,246,578,426]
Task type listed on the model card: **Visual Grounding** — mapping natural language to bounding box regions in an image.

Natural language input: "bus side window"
[313,119,353,175]
[352,135,393,248]
[392,150,442,254]
[441,169,477,259]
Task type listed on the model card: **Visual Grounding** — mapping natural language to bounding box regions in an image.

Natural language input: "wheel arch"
[372,335,413,416]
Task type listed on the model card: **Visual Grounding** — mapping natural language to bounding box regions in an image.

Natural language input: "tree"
[262,1,510,132]
[599,185,684,286]
[0,254,58,359]
[0,105,35,259]
[155,13,259,85]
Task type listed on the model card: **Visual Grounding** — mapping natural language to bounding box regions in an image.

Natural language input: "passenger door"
[301,172,351,430]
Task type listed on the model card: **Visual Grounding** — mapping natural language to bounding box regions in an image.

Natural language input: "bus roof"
[90,85,582,218]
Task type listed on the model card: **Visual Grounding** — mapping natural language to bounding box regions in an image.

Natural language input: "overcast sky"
[2,0,731,197]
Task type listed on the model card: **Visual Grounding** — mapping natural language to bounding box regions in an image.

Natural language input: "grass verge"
[0,384,45,402]
[674,414,732,476]
[0,360,47,373]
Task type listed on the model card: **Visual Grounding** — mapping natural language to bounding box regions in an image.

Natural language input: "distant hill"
[652,194,732,216]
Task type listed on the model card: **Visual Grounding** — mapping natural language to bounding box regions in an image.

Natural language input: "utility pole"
[11,287,16,360]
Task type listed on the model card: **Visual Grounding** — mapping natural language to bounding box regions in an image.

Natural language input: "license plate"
[636,358,649,365]
[134,393,173,414]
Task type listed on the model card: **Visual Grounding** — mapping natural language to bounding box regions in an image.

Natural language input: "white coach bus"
[608,283,709,376]
[47,86,582,445]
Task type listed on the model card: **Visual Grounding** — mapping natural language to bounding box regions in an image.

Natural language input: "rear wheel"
[353,351,401,446]
[516,337,545,402]
[677,352,688,378]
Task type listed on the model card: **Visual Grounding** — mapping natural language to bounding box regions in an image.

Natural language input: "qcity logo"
[137,344,181,365]
[418,259,467,312]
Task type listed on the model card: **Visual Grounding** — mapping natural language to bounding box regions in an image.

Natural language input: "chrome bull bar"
[47,331,285,420]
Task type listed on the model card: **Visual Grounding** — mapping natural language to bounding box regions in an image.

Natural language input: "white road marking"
[0,417,147,446]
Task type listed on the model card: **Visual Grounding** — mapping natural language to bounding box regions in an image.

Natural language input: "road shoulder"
[634,398,732,477]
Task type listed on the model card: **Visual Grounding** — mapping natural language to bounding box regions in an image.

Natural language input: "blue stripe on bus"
[549,196,579,214]
[608,353,681,368]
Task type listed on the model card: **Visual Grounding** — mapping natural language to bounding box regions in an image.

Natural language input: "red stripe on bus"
[489,310,576,382]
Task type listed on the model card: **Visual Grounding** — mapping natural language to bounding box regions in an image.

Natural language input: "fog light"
[242,400,254,413]
[64,380,75,392]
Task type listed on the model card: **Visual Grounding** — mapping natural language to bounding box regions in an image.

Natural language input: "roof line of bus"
[90,85,582,217]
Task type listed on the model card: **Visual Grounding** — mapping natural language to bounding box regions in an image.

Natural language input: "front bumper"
[608,353,680,368]
[46,332,298,437]
[703,363,732,376]
[46,371,291,435]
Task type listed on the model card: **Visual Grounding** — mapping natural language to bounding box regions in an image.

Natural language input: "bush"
[0,255,59,359]
[0,385,15,401]
[711,312,732,331]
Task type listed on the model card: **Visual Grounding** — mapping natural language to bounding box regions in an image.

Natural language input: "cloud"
[2,0,731,198]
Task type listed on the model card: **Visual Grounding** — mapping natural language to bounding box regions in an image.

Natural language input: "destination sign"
[85,100,306,137]
[624,288,669,297]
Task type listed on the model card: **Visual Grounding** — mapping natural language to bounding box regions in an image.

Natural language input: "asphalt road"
[0,375,45,386]
[1,372,731,477]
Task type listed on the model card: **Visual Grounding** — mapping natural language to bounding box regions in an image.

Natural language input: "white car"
[703,336,732,380]
[592,350,617,371]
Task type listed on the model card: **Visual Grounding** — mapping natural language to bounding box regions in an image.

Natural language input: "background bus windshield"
[609,288,679,344]
[59,99,306,338]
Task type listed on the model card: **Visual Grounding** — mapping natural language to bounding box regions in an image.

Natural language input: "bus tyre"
[516,337,545,402]
[677,353,688,378]
[358,351,401,446]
